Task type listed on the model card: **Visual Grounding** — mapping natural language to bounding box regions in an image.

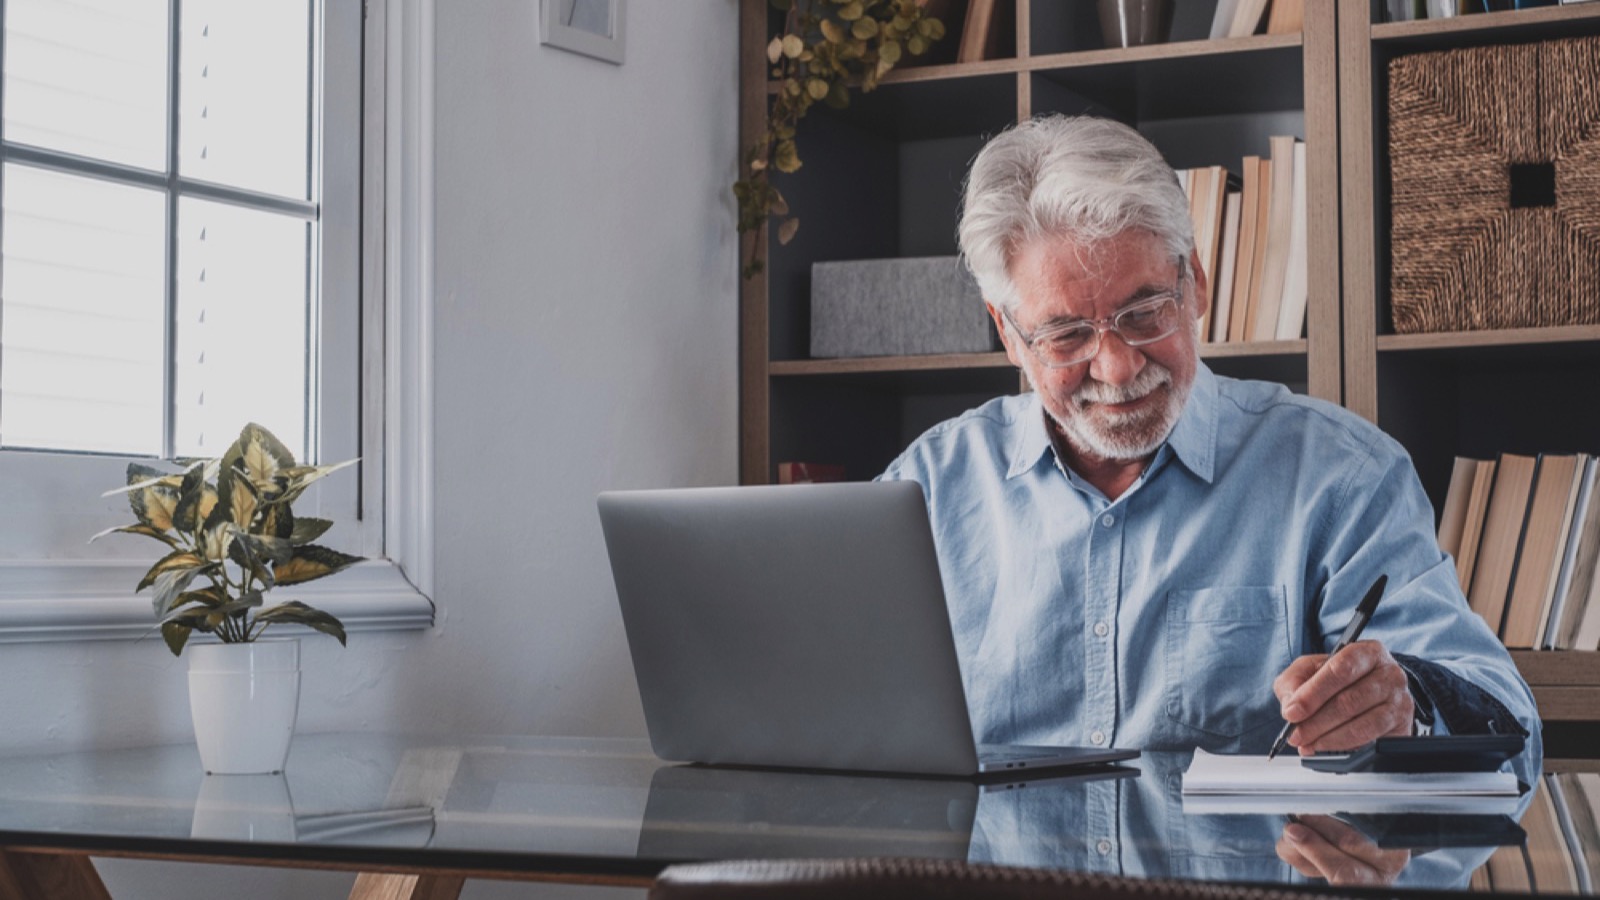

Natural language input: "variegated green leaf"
[262,458,359,507]
[161,621,194,656]
[210,590,264,618]
[234,533,292,567]
[89,523,181,550]
[288,517,332,545]
[272,544,363,586]
[259,503,295,540]
[171,466,208,535]
[164,586,228,617]
[137,550,207,593]
[199,520,238,564]
[120,464,183,532]
[151,567,204,618]
[256,601,347,646]
[226,531,277,589]
[236,423,298,489]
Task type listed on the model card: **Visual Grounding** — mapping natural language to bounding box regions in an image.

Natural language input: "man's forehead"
[1009,230,1176,310]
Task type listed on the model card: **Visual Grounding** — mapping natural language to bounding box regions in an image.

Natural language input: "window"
[0,0,435,639]
[2,0,329,458]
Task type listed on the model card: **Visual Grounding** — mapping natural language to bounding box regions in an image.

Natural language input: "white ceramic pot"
[187,639,301,775]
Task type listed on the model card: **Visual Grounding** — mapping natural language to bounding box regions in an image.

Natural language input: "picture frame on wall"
[540,0,626,65]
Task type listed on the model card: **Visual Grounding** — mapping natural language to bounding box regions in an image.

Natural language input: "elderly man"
[879,115,1538,769]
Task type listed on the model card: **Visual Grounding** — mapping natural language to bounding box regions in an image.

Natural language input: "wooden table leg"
[349,872,465,900]
[0,851,111,900]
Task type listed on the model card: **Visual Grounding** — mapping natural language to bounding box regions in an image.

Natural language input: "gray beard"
[1041,362,1190,463]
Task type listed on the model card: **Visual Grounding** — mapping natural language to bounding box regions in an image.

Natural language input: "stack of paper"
[1181,750,1523,815]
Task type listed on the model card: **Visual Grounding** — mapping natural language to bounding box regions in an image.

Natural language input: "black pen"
[1266,574,1389,760]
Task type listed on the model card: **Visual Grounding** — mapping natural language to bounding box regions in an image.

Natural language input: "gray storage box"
[809,256,998,358]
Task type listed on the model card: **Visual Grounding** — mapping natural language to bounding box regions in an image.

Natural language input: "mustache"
[1072,364,1172,407]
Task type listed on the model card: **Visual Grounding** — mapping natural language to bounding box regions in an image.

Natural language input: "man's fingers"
[1280,642,1386,721]
[1276,819,1407,886]
[1296,696,1413,755]
[1288,664,1409,748]
[1274,654,1328,707]
[1294,816,1399,870]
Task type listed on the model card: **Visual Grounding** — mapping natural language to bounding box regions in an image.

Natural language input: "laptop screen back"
[598,481,982,776]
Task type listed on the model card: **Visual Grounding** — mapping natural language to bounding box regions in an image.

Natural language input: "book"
[1534,453,1591,648]
[1502,453,1582,649]
[1549,772,1596,894]
[1210,0,1242,39]
[1566,773,1600,890]
[1266,0,1306,34]
[1438,456,1482,560]
[777,462,846,484]
[1524,775,1583,894]
[1210,191,1243,343]
[1573,534,1600,650]
[1186,168,1211,339]
[1198,165,1228,296]
[1228,0,1272,37]
[956,0,996,63]
[1554,458,1600,648]
[1241,156,1274,341]
[1466,453,1538,636]
[1228,157,1262,343]
[1251,136,1297,342]
[1457,458,1499,594]
[1274,140,1309,340]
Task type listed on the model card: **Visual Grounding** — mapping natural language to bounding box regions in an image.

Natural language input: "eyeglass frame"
[998,259,1193,369]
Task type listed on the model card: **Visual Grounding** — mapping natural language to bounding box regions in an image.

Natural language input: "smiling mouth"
[1081,381,1166,414]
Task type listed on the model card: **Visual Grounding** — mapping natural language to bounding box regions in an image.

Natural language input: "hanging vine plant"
[735,0,947,278]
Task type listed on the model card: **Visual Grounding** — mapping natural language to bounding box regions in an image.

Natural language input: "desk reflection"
[0,735,1559,893]
[628,751,1534,892]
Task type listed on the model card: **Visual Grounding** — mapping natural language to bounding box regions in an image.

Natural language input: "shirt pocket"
[1164,586,1292,742]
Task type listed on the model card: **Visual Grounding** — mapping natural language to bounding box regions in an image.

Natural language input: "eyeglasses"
[1000,271,1188,369]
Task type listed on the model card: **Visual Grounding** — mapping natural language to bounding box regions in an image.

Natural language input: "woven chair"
[648,858,1359,900]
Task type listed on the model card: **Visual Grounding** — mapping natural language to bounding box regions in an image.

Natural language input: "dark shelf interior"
[1377,350,1600,515]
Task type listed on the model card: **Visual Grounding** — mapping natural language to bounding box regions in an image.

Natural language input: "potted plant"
[734,0,948,278]
[97,423,362,774]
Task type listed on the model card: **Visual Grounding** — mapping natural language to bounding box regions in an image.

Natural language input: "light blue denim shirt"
[879,364,1541,780]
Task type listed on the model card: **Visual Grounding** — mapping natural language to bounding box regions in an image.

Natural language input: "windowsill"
[0,559,433,643]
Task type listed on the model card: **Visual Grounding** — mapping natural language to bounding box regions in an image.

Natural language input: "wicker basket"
[1388,35,1600,334]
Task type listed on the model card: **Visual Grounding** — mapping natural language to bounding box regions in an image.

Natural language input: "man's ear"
[987,302,1027,370]
[1187,248,1211,321]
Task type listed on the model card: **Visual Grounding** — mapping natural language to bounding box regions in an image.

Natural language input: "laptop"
[597,481,1139,778]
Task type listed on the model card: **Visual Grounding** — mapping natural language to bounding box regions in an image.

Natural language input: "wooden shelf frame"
[741,0,1600,726]
[1337,0,1600,422]
[740,0,1343,482]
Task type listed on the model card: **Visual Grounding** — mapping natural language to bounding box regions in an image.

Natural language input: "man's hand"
[1272,640,1413,754]
[1276,815,1411,886]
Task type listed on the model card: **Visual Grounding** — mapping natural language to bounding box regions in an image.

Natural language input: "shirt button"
[1093,622,1109,637]
[1090,730,1106,745]
[1097,840,1113,855]
[1100,513,1115,528]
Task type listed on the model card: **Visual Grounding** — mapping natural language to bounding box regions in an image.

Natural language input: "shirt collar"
[1005,362,1219,484]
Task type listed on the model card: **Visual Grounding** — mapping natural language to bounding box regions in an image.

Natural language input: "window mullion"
[163,0,184,460]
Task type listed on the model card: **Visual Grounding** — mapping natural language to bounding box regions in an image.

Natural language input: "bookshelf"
[739,0,1342,485]
[1337,0,1600,725]
[739,0,1600,727]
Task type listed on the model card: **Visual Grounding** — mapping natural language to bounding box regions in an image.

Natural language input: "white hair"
[957,115,1194,312]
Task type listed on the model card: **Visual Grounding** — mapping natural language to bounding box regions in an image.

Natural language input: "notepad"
[1181,749,1520,797]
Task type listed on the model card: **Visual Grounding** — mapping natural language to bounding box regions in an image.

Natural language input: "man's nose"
[1088,330,1146,385]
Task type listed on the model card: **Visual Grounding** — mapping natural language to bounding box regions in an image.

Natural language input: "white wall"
[17,1,741,896]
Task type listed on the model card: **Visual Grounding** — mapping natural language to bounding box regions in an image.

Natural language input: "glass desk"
[0,733,1588,900]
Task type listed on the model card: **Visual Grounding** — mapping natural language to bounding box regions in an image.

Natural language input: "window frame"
[0,0,435,641]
